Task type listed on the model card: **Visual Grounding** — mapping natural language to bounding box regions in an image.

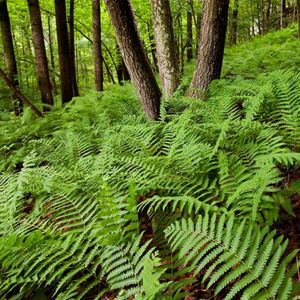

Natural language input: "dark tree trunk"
[92,0,104,91]
[104,0,161,120]
[27,0,53,109]
[298,0,300,37]
[187,0,229,98]
[229,0,239,46]
[151,0,179,97]
[47,15,57,95]
[265,0,271,33]
[281,0,288,28]
[0,0,22,115]
[54,0,73,103]
[69,0,79,96]
[187,4,193,61]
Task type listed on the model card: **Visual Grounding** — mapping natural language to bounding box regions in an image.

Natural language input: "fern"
[165,213,299,300]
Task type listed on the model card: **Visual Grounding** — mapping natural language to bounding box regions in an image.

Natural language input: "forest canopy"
[0,0,300,299]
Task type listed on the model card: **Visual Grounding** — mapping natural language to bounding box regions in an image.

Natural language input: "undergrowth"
[0,28,300,299]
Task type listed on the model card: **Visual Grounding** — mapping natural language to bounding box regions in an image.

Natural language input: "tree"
[187,0,229,98]
[69,0,79,96]
[150,0,179,98]
[54,0,73,103]
[92,0,103,92]
[298,0,300,37]
[0,0,22,115]
[27,0,54,109]
[229,0,239,46]
[104,0,161,120]
[281,0,287,29]
[187,2,193,61]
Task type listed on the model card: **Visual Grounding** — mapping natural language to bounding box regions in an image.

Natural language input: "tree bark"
[104,0,161,120]
[92,0,104,91]
[187,0,229,98]
[265,0,271,33]
[150,0,179,97]
[47,15,57,95]
[27,0,54,109]
[187,3,193,61]
[281,0,288,28]
[54,0,73,103]
[69,0,79,96]
[297,0,300,37]
[0,68,43,117]
[0,0,22,115]
[229,0,239,46]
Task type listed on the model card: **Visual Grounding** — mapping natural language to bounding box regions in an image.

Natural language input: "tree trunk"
[297,0,300,37]
[229,0,239,46]
[281,0,288,28]
[195,11,201,54]
[92,0,104,91]
[0,68,43,117]
[27,0,53,109]
[187,0,229,98]
[265,0,271,33]
[69,0,79,96]
[54,0,73,103]
[150,0,179,97]
[47,15,57,95]
[187,4,193,61]
[104,0,161,120]
[0,0,22,115]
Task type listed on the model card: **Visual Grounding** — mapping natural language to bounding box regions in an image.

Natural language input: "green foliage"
[1,30,300,299]
[165,213,298,300]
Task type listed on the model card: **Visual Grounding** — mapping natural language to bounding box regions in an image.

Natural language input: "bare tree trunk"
[265,0,271,33]
[0,0,22,115]
[27,0,53,110]
[187,0,229,98]
[92,0,104,91]
[229,0,239,46]
[298,0,300,37]
[195,11,201,54]
[104,0,161,120]
[54,0,73,103]
[187,3,193,61]
[281,0,288,28]
[150,0,179,97]
[0,68,43,117]
[47,15,57,95]
[69,0,79,96]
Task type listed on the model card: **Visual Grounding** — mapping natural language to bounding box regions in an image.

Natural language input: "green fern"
[165,213,299,300]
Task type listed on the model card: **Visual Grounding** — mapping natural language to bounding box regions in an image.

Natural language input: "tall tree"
[187,0,229,98]
[104,0,161,120]
[298,0,300,37]
[27,0,54,109]
[0,0,22,115]
[47,15,57,95]
[92,0,104,91]
[229,0,239,46]
[150,0,179,97]
[69,0,79,96]
[264,0,271,33]
[54,0,73,103]
[187,2,193,61]
[281,0,287,29]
